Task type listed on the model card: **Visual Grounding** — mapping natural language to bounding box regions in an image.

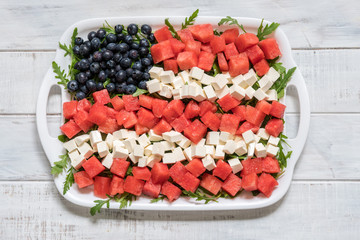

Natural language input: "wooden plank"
[0,114,359,181]
[0,181,359,239]
[1,49,360,114]
[0,0,359,49]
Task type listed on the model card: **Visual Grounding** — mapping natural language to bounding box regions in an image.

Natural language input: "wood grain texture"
[1,181,359,239]
[0,0,359,49]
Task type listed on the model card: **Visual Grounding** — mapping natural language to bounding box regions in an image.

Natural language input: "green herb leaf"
[271,67,296,99]
[51,154,69,175]
[213,29,221,36]
[150,195,166,203]
[103,79,111,88]
[114,192,135,209]
[182,9,199,29]
[276,133,292,170]
[101,20,116,34]
[257,19,280,41]
[132,88,149,97]
[126,165,133,176]
[165,18,180,39]
[63,167,75,195]
[58,134,68,143]
[90,198,111,216]
[182,190,219,204]
[52,61,69,88]
[218,16,247,33]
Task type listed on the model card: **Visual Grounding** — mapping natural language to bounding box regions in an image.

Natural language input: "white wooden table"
[1,1,359,239]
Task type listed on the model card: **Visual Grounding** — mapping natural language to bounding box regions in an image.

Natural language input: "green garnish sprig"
[51,154,70,175]
[90,193,136,216]
[218,16,247,33]
[257,19,280,41]
[182,9,199,29]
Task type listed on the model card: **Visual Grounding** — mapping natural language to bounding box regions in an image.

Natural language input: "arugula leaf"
[101,20,116,34]
[182,190,219,204]
[218,16,246,33]
[103,79,111,88]
[271,67,296,99]
[213,29,222,36]
[132,88,149,97]
[90,197,111,216]
[150,195,166,203]
[182,9,199,29]
[114,192,135,209]
[52,61,69,88]
[126,165,133,176]
[51,154,69,175]
[58,134,68,143]
[89,193,135,216]
[276,133,293,170]
[63,167,75,195]
[257,19,280,41]
[165,18,180,39]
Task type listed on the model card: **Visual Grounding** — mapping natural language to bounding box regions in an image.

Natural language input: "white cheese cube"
[192,145,206,158]
[105,134,114,150]
[127,131,138,140]
[148,129,163,141]
[230,85,246,101]
[144,145,153,156]
[202,155,216,171]
[113,146,129,159]
[206,131,220,145]
[152,142,165,157]
[254,135,261,143]
[188,84,198,98]
[242,130,255,144]
[234,136,244,142]
[161,141,175,151]
[265,67,280,82]
[160,70,175,84]
[244,69,257,86]
[71,154,86,170]
[215,85,230,99]
[77,142,94,159]
[162,131,183,143]
[172,91,181,100]
[137,134,150,148]
[159,84,173,98]
[245,86,256,100]
[183,147,192,161]
[138,157,147,167]
[133,145,144,158]
[63,139,77,152]
[257,128,270,140]
[89,130,102,147]
[268,136,280,146]
[97,141,109,158]
[219,131,234,143]
[266,144,279,157]
[266,89,278,101]
[179,70,190,83]
[112,139,125,149]
[194,138,206,147]
[212,74,228,90]
[203,85,217,102]
[258,76,273,92]
[74,134,90,146]
[171,76,184,89]
[177,135,191,149]
[193,88,207,102]
[113,129,129,140]
[190,67,204,80]
[128,152,139,164]
[146,79,162,93]
[102,153,113,169]
[163,152,176,164]
[222,72,232,81]
[205,145,215,157]
[68,149,80,162]
[173,147,186,162]
[253,88,268,101]
[255,143,267,158]
[214,145,225,159]
[147,155,161,168]
[223,140,237,154]
[123,138,137,152]
[201,74,215,85]
[247,142,255,158]
[180,85,190,99]
[232,75,248,88]
[235,140,247,156]
[149,66,163,79]
[228,158,243,174]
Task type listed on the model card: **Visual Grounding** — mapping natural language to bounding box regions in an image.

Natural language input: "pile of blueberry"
[66,23,155,100]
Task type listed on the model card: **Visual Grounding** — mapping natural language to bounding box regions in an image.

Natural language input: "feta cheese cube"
[102,153,113,169]
[74,134,90,146]
[149,66,163,79]
[89,130,102,147]
[193,88,207,102]
[202,155,216,171]
[112,139,125,149]
[148,129,163,141]
[247,142,255,158]
[187,84,198,98]
[214,145,225,159]
[212,74,228,90]
[63,139,77,152]
[232,75,248,88]
[163,152,176,164]
[258,76,273,92]
[180,85,190,99]
[245,86,256,100]
[138,157,147,167]
[144,145,153,156]
[171,76,184,88]
[68,149,80,162]
[173,147,186,162]
[152,142,165,157]
[244,69,257,86]
[71,154,86,170]
[137,134,150,147]
[203,85,217,102]
[201,74,215,85]
[162,131,183,143]
[219,131,234,143]
[242,130,255,144]
[113,129,129,140]
[266,144,279,157]
[234,136,244,142]
[179,70,190,83]
[215,85,230,99]
[113,146,129,159]
[161,141,175,151]
[133,144,144,157]
[255,143,267,158]
[128,152,139,164]
[265,67,280,82]
[97,141,109,158]
[227,158,243,174]
[222,72,232,81]
[127,131,138,140]
[206,131,220,145]
[105,133,114,150]
[77,142,94,159]
[189,67,204,80]
[223,140,237,154]
[183,147,192,161]
[235,140,247,156]
[257,128,270,140]
[268,136,280,146]
[205,145,215,156]
[146,79,162,93]
[254,135,261,143]
[160,70,175,83]
[123,138,136,152]
[193,138,206,147]
[147,155,161,168]
[159,84,173,98]
[177,135,191,149]
[192,145,206,158]
[266,89,278,101]
[172,90,181,100]
[253,88,268,101]
[230,85,246,101]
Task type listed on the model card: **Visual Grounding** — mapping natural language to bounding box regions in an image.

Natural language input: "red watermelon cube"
[124,176,145,196]
[115,109,130,126]
[240,158,263,177]
[189,24,214,43]
[235,33,259,52]
[185,40,201,56]
[63,101,78,119]
[88,103,108,125]
[201,43,212,53]
[256,100,272,115]
[94,176,111,198]
[162,99,185,122]
[137,108,158,129]
[222,173,242,196]
[151,40,175,64]
[236,121,259,135]
[169,162,188,184]
[170,114,191,132]
[262,157,280,173]
[246,105,266,126]
[245,44,265,64]
[74,171,94,188]
[151,98,168,118]
[241,173,258,192]
[178,172,200,192]
[217,94,241,112]
[231,105,247,122]
[169,38,185,56]
[152,118,172,135]
[122,111,137,129]
[161,181,182,202]
[60,119,81,139]
[270,101,286,118]
[200,173,223,195]
[154,26,174,42]
[82,156,105,178]
[93,89,110,105]
[217,52,229,72]
[177,51,198,70]
[221,28,239,44]
[254,58,270,76]
[258,38,282,60]
[132,166,152,181]
[257,173,278,197]
[177,28,194,43]
[164,59,179,74]
[200,111,221,131]
[110,95,124,111]
[185,158,206,177]
[151,162,169,184]
[224,42,239,60]
[122,95,140,112]
[212,160,232,180]
[135,123,149,135]
[198,51,215,72]
[199,100,217,117]
[73,110,94,133]
[265,118,284,137]
[109,175,124,196]
[183,119,208,144]
[139,94,154,110]
[77,98,91,112]
[142,178,162,198]
[210,35,226,54]
[229,53,249,77]
[110,158,130,178]
[184,100,200,119]
[98,118,119,134]
[219,114,241,135]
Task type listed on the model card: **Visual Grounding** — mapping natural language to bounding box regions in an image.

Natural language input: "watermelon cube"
[151,162,170,184]
[254,58,270,76]
[105,107,118,119]
[236,121,259,135]
[77,98,91,112]
[200,173,223,195]
[109,175,124,196]
[183,119,208,144]
[189,24,214,43]
[201,43,212,53]
[73,110,94,133]
[135,123,149,135]
[177,51,198,70]
[169,38,186,56]
[170,114,191,132]
[154,26,174,42]
[60,119,81,139]
[115,110,130,126]
[124,176,145,196]
[229,53,250,77]
[137,108,158,129]
[265,118,284,137]
[93,89,110,105]
[142,178,162,198]
[246,105,266,126]
[169,162,188,184]
[161,181,182,202]
[198,51,215,72]
[185,40,201,56]
[221,28,239,44]
[199,100,217,117]
[257,173,279,197]
[241,173,258,192]
[162,99,185,122]
[177,28,194,43]
[82,156,105,178]
[240,158,263,177]
[151,98,168,118]
[185,158,206,177]
[217,52,229,72]
[151,40,175,64]
[122,95,140,112]
[270,101,286,118]
[235,33,259,52]
[201,111,221,131]
[110,158,130,178]
[132,166,152,181]
[63,101,78,119]
[123,111,137,129]
[258,38,282,60]
[217,94,241,112]
[164,59,179,74]
[110,95,125,111]
[256,100,272,115]
[74,171,94,188]
[210,35,226,54]
[88,103,108,125]
[219,114,241,135]
[262,157,280,173]
[222,173,242,196]
[152,118,172,135]
[94,176,111,198]
[184,100,200,119]
[231,105,247,122]
[178,172,200,192]
[98,118,119,134]
[139,94,154,110]
[245,45,265,64]
[224,42,239,60]
[212,160,232,180]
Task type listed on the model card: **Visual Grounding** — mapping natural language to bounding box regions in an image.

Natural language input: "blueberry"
[127,24,138,36]
[106,43,117,52]
[147,53,153,64]
[115,24,124,34]
[76,91,86,100]
[96,82,104,91]
[78,59,90,71]
[93,51,102,62]
[98,70,107,82]
[147,33,155,43]
[126,84,137,94]
[131,42,139,50]
[73,45,80,55]
[141,57,151,67]
[126,68,134,77]
[124,35,133,45]
[120,57,132,68]
[87,55,93,64]
[106,33,117,43]
[145,65,153,73]
[139,47,149,57]
[74,62,80,70]
[115,83,126,94]
[115,70,127,83]
[85,70,93,79]
[80,85,89,95]
[91,37,101,50]
[101,39,108,48]
[67,80,79,92]
[99,61,107,69]
[88,31,97,41]
[115,64,122,72]
[102,50,114,61]
[129,49,139,59]
[106,82,116,93]
[118,43,129,53]
[122,51,129,58]
[84,40,92,49]
[90,62,101,74]
[141,24,152,35]
[86,79,97,92]
[138,80,147,89]
[126,77,136,85]
[132,69,143,80]
[116,33,125,42]
[96,29,107,39]
[132,61,143,71]
[76,72,88,83]
[113,53,122,63]
[142,72,150,81]
[75,37,83,46]
[106,60,116,69]
[110,77,116,83]
[139,38,150,48]
[107,68,116,77]
[79,44,91,57]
